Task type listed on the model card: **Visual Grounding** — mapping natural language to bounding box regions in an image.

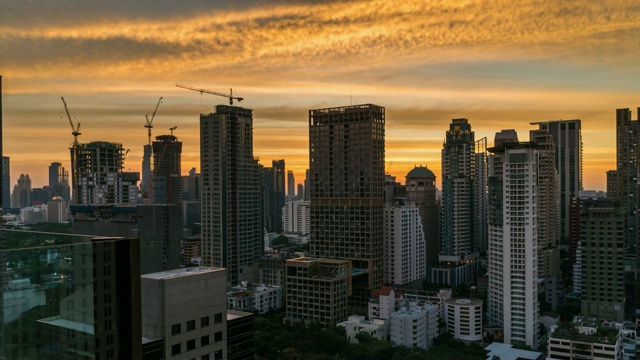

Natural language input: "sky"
[2,0,640,190]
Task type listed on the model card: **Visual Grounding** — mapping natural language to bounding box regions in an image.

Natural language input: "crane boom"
[145,96,163,146]
[61,97,81,146]
[175,83,243,106]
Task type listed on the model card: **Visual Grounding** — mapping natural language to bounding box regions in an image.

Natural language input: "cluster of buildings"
[3,73,640,358]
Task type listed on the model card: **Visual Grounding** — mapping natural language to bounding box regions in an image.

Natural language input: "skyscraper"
[263,159,285,232]
[11,173,31,208]
[309,104,385,308]
[152,134,182,205]
[2,156,9,210]
[532,120,582,241]
[48,161,70,202]
[200,105,263,286]
[287,170,295,198]
[487,131,540,347]
[71,141,139,205]
[405,166,438,266]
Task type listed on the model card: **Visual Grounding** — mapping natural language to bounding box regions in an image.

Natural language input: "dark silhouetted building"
[152,134,182,205]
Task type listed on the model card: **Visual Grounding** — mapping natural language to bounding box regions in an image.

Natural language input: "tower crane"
[169,126,177,136]
[175,83,243,106]
[61,97,81,146]
[145,97,163,147]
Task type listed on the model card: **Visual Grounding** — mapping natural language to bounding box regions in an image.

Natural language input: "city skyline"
[2,1,640,190]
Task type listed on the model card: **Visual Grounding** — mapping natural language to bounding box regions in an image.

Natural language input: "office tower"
[297,183,303,200]
[200,105,263,286]
[384,204,425,287]
[287,170,295,198]
[152,134,182,205]
[606,170,617,199]
[578,199,625,322]
[141,144,152,200]
[304,169,310,201]
[532,120,582,241]
[71,203,181,274]
[474,138,488,254]
[47,196,68,222]
[11,173,31,208]
[49,162,71,203]
[309,104,385,308]
[182,168,201,227]
[227,310,255,360]
[487,132,539,347]
[38,236,142,359]
[263,160,286,232]
[141,267,228,360]
[72,141,139,204]
[285,257,350,327]
[2,156,9,210]
[405,166,438,266]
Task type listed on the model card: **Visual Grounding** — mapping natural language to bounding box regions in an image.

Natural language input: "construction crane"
[145,97,163,147]
[61,97,81,146]
[169,126,177,136]
[175,83,243,106]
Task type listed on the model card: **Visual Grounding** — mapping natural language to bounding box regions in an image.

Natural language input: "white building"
[141,267,227,360]
[487,136,540,347]
[227,282,282,314]
[20,205,47,224]
[337,315,387,343]
[444,298,482,342]
[390,309,427,348]
[384,204,426,286]
[282,199,309,236]
[547,319,625,360]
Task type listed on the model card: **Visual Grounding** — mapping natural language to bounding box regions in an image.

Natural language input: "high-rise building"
[532,120,582,241]
[152,134,182,205]
[578,199,625,322]
[474,138,488,254]
[405,166,438,266]
[2,156,9,210]
[308,104,385,308]
[72,141,139,205]
[606,170,617,199]
[287,170,295,198]
[47,196,68,223]
[263,160,286,232]
[384,204,425,287]
[297,183,303,200]
[141,144,152,201]
[487,132,540,347]
[304,169,310,201]
[11,173,31,208]
[200,105,263,286]
[182,168,201,227]
[48,162,71,203]
[282,199,310,236]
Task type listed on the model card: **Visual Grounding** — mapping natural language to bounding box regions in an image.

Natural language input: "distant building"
[444,298,482,342]
[384,204,425,287]
[390,309,427,348]
[141,267,227,360]
[48,162,71,203]
[405,166,438,266]
[547,317,629,360]
[152,134,182,205]
[287,170,295,198]
[47,196,67,223]
[2,156,9,210]
[337,315,387,343]
[284,257,349,327]
[606,169,617,199]
[227,282,282,314]
[11,173,31,208]
[20,205,46,224]
[259,252,289,287]
[182,236,201,266]
[282,199,310,244]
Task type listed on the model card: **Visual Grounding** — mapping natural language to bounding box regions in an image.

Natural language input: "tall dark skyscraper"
[309,104,385,308]
[2,156,9,210]
[152,134,182,205]
[287,170,295,198]
[263,159,285,232]
[200,105,263,286]
[48,161,70,202]
[532,120,582,241]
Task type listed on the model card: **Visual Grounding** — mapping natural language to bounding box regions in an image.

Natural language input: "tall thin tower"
[200,105,262,286]
[309,104,385,308]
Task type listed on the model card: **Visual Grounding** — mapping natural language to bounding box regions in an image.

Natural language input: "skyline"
[2,0,640,189]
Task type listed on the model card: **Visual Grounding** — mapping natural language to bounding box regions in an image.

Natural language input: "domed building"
[405,166,438,265]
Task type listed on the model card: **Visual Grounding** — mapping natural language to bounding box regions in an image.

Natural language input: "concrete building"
[70,203,181,275]
[579,199,626,322]
[337,315,387,343]
[48,162,71,203]
[46,196,67,223]
[487,132,540,347]
[2,156,9,210]
[547,318,625,360]
[282,199,310,238]
[263,159,286,232]
[72,141,139,205]
[284,257,350,327]
[259,252,290,287]
[485,343,541,360]
[227,310,254,360]
[389,309,427,349]
[287,170,295,199]
[303,169,310,201]
[474,138,489,255]
[309,104,385,310]
[11,173,31,208]
[607,169,617,199]
[384,204,426,287]
[200,105,263,286]
[152,134,182,205]
[444,297,482,342]
[141,267,227,360]
[227,283,282,314]
[405,166,438,266]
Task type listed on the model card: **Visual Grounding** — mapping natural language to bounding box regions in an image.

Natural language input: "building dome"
[406,166,435,179]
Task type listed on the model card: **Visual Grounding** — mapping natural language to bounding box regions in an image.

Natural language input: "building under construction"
[152,134,182,205]
[71,141,139,204]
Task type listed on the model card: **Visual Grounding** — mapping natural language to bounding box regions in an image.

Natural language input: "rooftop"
[141,266,224,280]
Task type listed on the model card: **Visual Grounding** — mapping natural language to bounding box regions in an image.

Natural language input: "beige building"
[141,267,227,360]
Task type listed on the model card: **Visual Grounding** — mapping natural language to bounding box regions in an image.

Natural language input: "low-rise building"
[337,315,387,343]
[390,310,426,349]
[444,297,482,342]
[227,282,282,314]
[547,317,624,360]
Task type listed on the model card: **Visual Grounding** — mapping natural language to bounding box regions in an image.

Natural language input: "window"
[214,350,223,360]
[172,344,181,356]
[172,324,181,335]
[187,339,196,351]
[201,335,210,346]
[214,331,223,343]
[187,320,196,331]
[201,355,210,360]
[214,313,223,324]
[201,316,209,327]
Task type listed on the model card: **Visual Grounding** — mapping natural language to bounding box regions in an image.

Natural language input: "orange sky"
[2,0,640,190]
